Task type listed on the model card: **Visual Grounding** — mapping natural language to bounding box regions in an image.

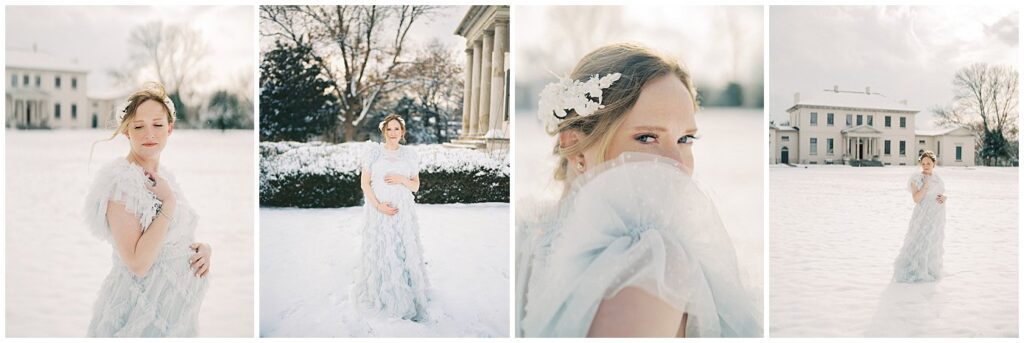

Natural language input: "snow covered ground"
[259,203,510,337]
[514,108,765,323]
[5,129,255,337]
[770,165,1018,337]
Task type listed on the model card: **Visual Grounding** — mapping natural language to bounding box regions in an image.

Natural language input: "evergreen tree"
[259,41,337,141]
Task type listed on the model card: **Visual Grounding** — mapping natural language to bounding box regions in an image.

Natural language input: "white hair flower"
[536,73,622,133]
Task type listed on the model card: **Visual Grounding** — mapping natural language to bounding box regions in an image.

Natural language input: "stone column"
[461,48,474,136]
[486,21,508,138]
[468,40,483,137]
[476,31,494,137]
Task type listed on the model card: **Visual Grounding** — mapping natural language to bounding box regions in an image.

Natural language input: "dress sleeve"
[522,158,761,337]
[82,161,161,242]
[408,148,421,175]
[361,143,380,171]
[907,173,924,193]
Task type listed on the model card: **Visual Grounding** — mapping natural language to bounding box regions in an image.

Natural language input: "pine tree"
[259,41,337,142]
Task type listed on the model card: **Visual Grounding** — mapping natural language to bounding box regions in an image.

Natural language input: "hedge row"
[260,141,509,207]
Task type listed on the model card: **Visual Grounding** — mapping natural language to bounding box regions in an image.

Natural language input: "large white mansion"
[769,87,976,166]
[5,49,122,130]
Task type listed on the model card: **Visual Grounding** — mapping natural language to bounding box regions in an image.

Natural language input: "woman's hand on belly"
[189,242,212,278]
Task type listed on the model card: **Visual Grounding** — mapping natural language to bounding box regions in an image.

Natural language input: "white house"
[770,86,976,166]
[6,49,91,129]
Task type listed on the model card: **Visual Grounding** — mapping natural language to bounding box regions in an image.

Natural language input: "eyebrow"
[632,125,698,135]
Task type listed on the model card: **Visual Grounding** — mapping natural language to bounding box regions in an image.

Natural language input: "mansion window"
[856,114,863,126]
[55,103,62,119]
[867,115,874,126]
[23,75,29,86]
[884,140,891,155]
[72,77,78,90]
[781,136,790,142]
[885,116,892,127]
[55,76,62,89]
[846,114,852,127]
[827,138,834,155]
[899,140,906,156]
[10,75,15,87]
[956,145,963,161]
[810,138,818,155]
[71,104,78,119]
[810,112,818,126]
[35,75,40,88]
[827,113,834,126]
[900,116,906,128]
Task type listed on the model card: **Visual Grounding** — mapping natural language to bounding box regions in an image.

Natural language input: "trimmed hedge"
[260,141,509,207]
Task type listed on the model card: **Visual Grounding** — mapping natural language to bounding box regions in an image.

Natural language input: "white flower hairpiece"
[378,116,406,130]
[537,72,622,132]
[118,96,177,122]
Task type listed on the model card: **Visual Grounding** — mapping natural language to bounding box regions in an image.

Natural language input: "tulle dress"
[351,143,430,322]
[893,172,946,283]
[83,158,208,337]
[515,152,761,337]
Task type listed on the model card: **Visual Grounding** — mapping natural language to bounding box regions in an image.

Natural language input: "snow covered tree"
[204,90,250,131]
[260,5,438,142]
[259,41,337,142]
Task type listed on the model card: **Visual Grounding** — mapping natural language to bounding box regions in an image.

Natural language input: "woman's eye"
[678,135,699,144]
[155,124,163,127]
[634,134,657,144]
[134,126,143,129]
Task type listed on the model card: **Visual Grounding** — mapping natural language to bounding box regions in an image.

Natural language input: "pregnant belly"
[373,184,413,204]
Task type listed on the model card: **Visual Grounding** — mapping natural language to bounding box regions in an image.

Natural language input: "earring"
[576,161,585,171]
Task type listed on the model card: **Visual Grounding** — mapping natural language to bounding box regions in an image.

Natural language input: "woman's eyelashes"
[633,133,699,145]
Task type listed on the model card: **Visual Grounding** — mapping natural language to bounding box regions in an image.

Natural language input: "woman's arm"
[384,174,420,193]
[362,167,398,215]
[108,200,176,278]
[405,174,420,193]
[587,286,685,337]
[911,177,928,204]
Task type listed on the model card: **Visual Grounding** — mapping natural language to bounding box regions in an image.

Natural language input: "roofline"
[786,103,919,114]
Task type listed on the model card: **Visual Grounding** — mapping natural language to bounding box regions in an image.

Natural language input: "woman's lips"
[142,142,158,147]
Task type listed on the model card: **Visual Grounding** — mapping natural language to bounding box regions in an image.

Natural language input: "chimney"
[794,92,800,104]
[865,86,871,94]
[833,85,839,93]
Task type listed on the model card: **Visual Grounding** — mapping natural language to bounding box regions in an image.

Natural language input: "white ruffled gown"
[351,143,430,322]
[892,172,946,283]
[83,158,208,337]
[516,152,761,337]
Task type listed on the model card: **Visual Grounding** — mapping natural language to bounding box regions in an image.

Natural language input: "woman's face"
[596,74,698,174]
[384,119,404,144]
[920,156,935,173]
[125,99,173,159]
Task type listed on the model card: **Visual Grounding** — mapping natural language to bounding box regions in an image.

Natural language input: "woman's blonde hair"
[919,150,937,163]
[551,43,699,181]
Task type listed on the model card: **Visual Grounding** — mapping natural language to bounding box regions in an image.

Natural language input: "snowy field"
[5,129,255,337]
[515,108,765,321]
[259,203,509,337]
[770,165,1018,337]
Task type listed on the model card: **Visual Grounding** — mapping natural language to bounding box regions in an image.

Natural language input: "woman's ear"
[168,122,175,136]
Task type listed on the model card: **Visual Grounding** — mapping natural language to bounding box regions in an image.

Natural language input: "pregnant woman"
[351,114,430,322]
[893,150,947,283]
[84,83,211,337]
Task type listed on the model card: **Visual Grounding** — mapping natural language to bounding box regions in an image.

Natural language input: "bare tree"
[934,63,1019,165]
[260,5,437,142]
[111,21,209,126]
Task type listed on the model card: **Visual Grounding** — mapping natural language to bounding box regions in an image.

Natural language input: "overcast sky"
[6,6,254,97]
[770,6,1018,129]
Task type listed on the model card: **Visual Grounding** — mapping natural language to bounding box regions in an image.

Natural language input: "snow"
[795,89,917,112]
[260,141,509,185]
[259,203,510,337]
[5,129,254,337]
[514,108,765,322]
[770,165,1018,337]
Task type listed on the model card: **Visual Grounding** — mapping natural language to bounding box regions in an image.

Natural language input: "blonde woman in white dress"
[84,83,211,337]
